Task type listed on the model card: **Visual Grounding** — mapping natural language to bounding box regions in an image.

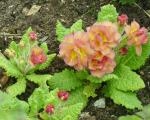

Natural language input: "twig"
[0,33,22,39]
[134,3,150,18]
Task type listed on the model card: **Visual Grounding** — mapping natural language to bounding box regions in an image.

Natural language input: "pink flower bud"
[29,32,37,40]
[30,47,47,65]
[118,14,128,25]
[119,47,128,55]
[45,104,54,114]
[57,91,69,101]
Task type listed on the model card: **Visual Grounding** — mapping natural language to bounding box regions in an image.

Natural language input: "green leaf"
[83,83,99,98]
[9,41,20,57]
[26,74,52,86]
[136,104,150,119]
[110,65,145,91]
[75,70,89,80]
[119,115,141,120]
[103,85,143,109]
[97,4,118,22]
[0,53,23,78]
[40,42,49,54]
[21,27,33,43]
[6,78,26,97]
[28,87,49,117]
[40,103,83,120]
[56,20,71,42]
[0,91,29,120]
[64,87,88,107]
[48,69,82,91]
[120,36,150,70]
[70,19,83,32]
[56,19,83,42]
[87,74,118,83]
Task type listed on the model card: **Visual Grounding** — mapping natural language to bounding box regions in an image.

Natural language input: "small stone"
[79,112,96,120]
[94,98,105,108]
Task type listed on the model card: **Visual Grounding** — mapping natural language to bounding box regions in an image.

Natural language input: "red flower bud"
[118,14,128,25]
[30,47,47,65]
[57,91,69,101]
[29,32,37,40]
[45,104,54,114]
[119,47,128,55]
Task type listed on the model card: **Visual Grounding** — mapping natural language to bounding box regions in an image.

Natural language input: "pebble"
[79,112,96,120]
[94,98,106,109]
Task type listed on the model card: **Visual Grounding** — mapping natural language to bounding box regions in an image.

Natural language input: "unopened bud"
[45,104,54,114]
[119,47,128,55]
[57,91,69,101]
[4,49,15,58]
[118,14,128,25]
[29,32,37,41]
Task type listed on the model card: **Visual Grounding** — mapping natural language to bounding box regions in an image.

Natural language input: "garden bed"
[0,0,150,120]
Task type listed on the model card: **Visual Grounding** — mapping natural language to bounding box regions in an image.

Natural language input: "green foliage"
[56,19,83,42]
[110,65,145,91]
[0,27,56,97]
[97,4,118,22]
[120,38,150,70]
[83,83,99,98]
[0,53,23,78]
[118,104,150,120]
[87,74,118,83]
[6,78,26,97]
[28,87,86,120]
[26,74,52,86]
[103,85,142,109]
[48,69,83,91]
[0,91,29,120]
[119,115,141,120]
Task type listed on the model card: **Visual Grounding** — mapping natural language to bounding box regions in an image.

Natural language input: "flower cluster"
[59,22,120,78]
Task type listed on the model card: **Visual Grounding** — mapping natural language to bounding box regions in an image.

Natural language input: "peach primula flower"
[125,20,148,56]
[88,50,116,77]
[87,22,120,55]
[59,32,94,70]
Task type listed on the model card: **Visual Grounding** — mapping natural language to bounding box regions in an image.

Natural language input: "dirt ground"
[0,0,150,120]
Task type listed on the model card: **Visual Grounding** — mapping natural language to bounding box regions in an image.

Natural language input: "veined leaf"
[26,74,52,86]
[118,115,141,120]
[0,53,23,78]
[103,85,143,109]
[110,64,145,91]
[40,42,49,54]
[6,78,26,97]
[120,34,150,70]
[87,74,118,83]
[48,69,82,91]
[97,4,118,22]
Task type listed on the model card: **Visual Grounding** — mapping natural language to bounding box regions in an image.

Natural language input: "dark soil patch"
[0,0,150,120]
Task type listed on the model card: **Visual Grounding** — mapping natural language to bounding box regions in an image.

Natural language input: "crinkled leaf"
[103,85,142,109]
[83,83,100,98]
[48,69,82,91]
[40,42,49,54]
[75,70,89,80]
[110,64,145,91]
[97,4,118,22]
[118,115,141,120]
[6,78,26,97]
[0,53,23,78]
[70,19,83,32]
[87,74,118,83]
[120,35,150,70]
[40,103,83,120]
[26,74,52,86]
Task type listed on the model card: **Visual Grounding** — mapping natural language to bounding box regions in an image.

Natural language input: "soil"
[0,0,150,120]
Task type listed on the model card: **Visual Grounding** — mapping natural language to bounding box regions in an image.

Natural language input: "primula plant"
[0,4,150,120]
[0,28,56,97]
[56,4,150,110]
